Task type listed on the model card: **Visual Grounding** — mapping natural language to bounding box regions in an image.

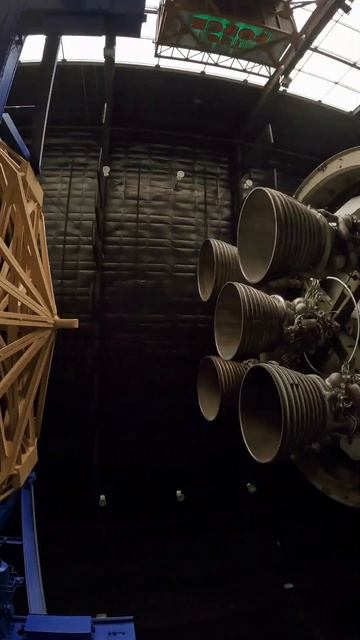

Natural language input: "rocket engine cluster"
[197,148,360,507]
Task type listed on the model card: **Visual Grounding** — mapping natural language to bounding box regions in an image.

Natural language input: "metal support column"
[1,113,30,159]
[91,33,116,509]
[96,33,116,247]
[31,34,61,171]
[93,32,116,304]
[21,476,47,615]
[229,143,242,239]
[0,38,24,121]
[0,4,24,120]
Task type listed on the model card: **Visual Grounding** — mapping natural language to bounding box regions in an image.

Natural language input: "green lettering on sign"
[190,13,274,52]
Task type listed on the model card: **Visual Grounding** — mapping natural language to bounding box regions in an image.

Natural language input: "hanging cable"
[325,275,360,365]
[302,276,360,374]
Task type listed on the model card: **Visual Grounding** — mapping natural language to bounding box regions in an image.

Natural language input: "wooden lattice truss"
[0,141,78,501]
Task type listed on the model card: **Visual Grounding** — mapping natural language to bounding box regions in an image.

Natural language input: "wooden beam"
[0,312,53,328]
[8,337,52,474]
[0,331,48,401]
[12,445,38,489]
[13,179,55,313]
[0,275,51,317]
[0,237,50,312]
[37,213,57,313]
[0,294,9,312]
[0,330,45,363]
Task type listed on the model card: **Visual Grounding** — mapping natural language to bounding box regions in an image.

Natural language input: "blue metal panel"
[25,615,92,639]
[7,617,136,640]
[17,0,146,36]
[91,618,136,640]
[21,477,47,615]
[1,113,30,160]
[31,1,145,13]
[0,0,26,119]
[0,37,23,121]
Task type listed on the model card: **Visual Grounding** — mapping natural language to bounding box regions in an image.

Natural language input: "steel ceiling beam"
[309,45,360,70]
[0,1,25,122]
[242,0,350,140]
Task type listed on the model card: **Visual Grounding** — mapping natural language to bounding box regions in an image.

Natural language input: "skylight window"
[20,35,46,62]
[319,22,360,61]
[141,12,157,40]
[322,84,360,110]
[61,36,105,62]
[287,72,334,101]
[300,52,350,83]
[339,0,360,26]
[341,66,360,90]
[286,0,360,111]
[293,6,314,30]
[116,37,156,66]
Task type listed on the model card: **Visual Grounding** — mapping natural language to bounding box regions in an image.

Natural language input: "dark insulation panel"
[41,131,233,384]
[40,133,98,322]
[38,129,235,481]
[102,134,233,376]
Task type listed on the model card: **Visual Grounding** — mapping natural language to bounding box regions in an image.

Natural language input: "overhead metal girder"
[17,0,146,37]
[242,0,350,140]
[1,112,30,160]
[0,3,25,121]
[0,38,24,122]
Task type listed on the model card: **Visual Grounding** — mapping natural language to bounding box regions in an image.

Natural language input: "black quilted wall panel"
[102,134,233,389]
[41,131,98,324]
[38,129,235,482]
[37,132,98,476]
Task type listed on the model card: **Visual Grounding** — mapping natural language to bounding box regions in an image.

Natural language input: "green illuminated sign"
[190,13,274,52]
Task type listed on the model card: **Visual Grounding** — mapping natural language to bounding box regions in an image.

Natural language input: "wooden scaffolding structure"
[0,141,78,501]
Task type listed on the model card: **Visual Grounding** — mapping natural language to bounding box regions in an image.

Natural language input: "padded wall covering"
[102,131,233,385]
[38,129,235,503]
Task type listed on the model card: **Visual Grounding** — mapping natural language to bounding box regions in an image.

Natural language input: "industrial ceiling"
[19,0,360,113]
